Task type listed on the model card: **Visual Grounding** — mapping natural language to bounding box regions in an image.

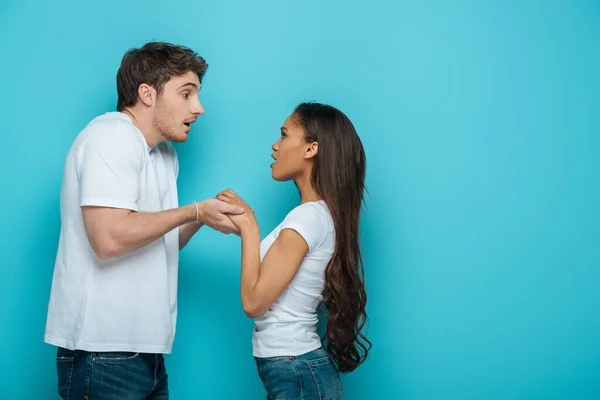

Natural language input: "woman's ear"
[304,142,318,159]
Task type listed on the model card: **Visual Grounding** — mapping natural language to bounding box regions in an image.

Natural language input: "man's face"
[153,71,204,143]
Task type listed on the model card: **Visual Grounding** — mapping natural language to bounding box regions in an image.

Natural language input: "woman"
[217,102,370,399]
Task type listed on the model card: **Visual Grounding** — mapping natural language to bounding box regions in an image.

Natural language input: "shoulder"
[77,113,147,160]
[285,201,330,225]
[281,201,331,251]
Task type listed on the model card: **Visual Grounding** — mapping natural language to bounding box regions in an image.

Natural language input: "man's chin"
[166,133,189,143]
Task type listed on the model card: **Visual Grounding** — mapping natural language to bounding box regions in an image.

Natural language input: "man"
[45,42,244,399]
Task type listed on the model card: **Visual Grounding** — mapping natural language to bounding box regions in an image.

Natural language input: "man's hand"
[198,198,245,235]
[216,189,258,233]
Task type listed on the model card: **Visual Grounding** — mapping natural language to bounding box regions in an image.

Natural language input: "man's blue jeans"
[56,347,168,399]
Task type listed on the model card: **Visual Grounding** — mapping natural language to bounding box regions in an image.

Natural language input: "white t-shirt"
[252,200,335,357]
[44,112,180,354]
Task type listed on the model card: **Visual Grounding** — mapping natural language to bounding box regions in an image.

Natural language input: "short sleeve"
[77,130,145,211]
[280,203,329,251]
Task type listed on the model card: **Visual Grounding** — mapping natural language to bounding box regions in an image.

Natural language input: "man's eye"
[182,93,189,98]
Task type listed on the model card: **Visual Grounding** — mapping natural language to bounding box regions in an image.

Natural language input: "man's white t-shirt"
[252,200,335,357]
[44,112,180,354]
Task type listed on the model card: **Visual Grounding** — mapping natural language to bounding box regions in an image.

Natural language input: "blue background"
[1,0,599,398]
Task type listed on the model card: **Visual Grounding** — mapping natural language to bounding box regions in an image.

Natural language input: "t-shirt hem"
[80,198,139,211]
[44,334,172,354]
[79,198,138,211]
[252,342,322,358]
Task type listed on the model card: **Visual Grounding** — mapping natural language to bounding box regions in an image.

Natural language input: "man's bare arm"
[83,199,244,259]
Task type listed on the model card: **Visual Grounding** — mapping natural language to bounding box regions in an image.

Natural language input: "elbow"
[90,238,122,260]
[243,308,263,319]
[82,211,130,260]
[95,248,116,260]
[242,301,266,319]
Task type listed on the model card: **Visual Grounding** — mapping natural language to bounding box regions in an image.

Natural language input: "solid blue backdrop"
[1,0,599,398]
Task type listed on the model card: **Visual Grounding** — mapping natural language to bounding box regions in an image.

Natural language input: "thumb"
[221,202,245,214]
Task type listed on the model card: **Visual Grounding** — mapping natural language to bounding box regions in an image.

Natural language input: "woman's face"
[270,114,316,181]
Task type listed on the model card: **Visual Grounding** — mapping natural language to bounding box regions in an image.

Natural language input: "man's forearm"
[179,221,203,250]
[99,204,197,259]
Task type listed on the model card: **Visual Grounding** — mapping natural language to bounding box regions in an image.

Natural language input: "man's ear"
[138,83,156,107]
[304,141,318,159]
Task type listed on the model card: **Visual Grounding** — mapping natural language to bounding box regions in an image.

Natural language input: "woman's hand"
[216,189,258,233]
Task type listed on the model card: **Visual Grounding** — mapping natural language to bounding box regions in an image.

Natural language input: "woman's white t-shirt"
[252,200,335,357]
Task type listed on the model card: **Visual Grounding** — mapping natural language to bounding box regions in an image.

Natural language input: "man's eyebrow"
[178,82,199,90]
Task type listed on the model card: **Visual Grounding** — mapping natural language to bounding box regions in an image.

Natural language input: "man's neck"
[121,108,163,148]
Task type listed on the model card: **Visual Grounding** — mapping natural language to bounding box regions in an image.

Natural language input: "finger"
[214,219,234,234]
[217,193,246,210]
[219,191,235,201]
[216,194,232,204]
[218,192,244,208]
[222,188,236,196]
[224,189,242,201]
[219,217,241,234]
[220,202,245,214]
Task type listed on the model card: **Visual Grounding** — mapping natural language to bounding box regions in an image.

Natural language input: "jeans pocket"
[306,357,343,400]
[92,352,140,362]
[256,356,302,399]
[56,354,74,399]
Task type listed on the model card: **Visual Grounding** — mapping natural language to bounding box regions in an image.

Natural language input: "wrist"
[192,201,205,224]
[240,221,259,237]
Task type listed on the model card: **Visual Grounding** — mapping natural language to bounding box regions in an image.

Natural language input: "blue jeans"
[255,347,343,400]
[55,347,168,400]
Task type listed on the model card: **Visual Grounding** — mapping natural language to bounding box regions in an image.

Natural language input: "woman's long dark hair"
[294,102,371,372]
